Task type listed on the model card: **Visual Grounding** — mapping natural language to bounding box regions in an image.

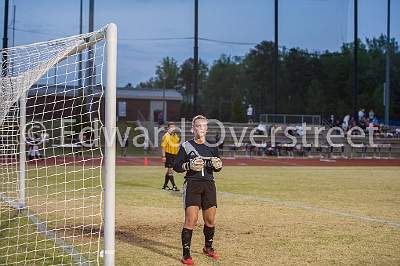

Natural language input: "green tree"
[136,36,400,123]
[178,58,208,117]
[242,41,275,117]
[202,55,244,121]
[155,57,179,89]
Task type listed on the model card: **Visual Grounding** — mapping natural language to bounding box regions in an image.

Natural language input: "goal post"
[19,90,26,210]
[104,22,117,266]
[0,23,117,266]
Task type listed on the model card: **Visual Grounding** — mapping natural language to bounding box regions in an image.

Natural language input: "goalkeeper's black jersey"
[173,139,221,181]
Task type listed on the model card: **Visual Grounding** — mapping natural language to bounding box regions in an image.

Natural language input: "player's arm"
[173,145,187,173]
[173,144,204,173]
[211,146,222,172]
[161,134,167,161]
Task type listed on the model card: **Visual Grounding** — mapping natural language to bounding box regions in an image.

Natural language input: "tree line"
[136,35,400,124]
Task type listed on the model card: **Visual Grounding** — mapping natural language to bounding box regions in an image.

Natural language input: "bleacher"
[159,121,400,159]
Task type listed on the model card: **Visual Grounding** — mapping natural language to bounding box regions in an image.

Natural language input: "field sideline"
[114,165,400,265]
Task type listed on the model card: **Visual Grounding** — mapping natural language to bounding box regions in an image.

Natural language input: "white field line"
[219,191,400,229]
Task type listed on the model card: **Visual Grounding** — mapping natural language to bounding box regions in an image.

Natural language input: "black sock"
[203,225,215,248]
[181,228,193,258]
[163,174,169,188]
[169,174,176,187]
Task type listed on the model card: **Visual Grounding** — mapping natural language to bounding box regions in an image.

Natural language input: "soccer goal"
[0,23,117,265]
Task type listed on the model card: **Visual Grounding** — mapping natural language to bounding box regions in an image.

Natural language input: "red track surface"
[115,157,400,167]
[22,156,400,167]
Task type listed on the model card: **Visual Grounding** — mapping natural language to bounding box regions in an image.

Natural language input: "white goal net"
[0,24,116,265]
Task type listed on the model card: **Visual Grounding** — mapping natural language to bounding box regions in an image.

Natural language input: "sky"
[3,0,399,86]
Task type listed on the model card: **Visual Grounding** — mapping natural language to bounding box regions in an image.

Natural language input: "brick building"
[26,85,182,122]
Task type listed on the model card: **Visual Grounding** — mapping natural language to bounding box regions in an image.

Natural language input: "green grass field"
[0,165,102,265]
[1,165,400,265]
[115,166,400,265]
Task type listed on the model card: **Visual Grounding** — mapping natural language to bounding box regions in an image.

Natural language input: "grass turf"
[114,166,400,265]
[1,165,399,265]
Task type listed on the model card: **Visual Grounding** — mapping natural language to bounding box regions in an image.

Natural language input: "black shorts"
[182,179,217,210]
[165,153,176,168]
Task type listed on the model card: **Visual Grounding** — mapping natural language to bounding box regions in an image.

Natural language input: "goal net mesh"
[0,26,107,265]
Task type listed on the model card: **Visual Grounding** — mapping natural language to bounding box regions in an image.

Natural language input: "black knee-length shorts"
[164,153,177,168]
[182,179,217,210]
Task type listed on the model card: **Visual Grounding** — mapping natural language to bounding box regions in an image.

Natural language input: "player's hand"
[211,157,223,170]
[189,157,204,171]
[162,156,166,163]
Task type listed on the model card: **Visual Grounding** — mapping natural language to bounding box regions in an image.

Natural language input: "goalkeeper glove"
[211,157,223,170]
[183,157,204,171]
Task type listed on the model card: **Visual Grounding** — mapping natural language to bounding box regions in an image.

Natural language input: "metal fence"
[259,114,321,125]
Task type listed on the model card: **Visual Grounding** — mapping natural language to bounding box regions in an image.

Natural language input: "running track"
[19,156,400,167]
[116,157,400,167]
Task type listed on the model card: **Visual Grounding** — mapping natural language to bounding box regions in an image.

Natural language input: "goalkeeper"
[173,115,223,265]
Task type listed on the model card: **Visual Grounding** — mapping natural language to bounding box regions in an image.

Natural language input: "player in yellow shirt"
[161,122,180,191]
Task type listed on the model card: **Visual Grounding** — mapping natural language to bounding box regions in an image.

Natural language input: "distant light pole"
[78,0,83,89]
[193,0,199,115]
[2,0,9,76]
[10,4,15,76]
[2,0,9,50]
[352,0,359,121]
[89,0,94,33]
[273,0,278,115]
[11,4,15,47]
[384,0,391,125]
[86,0,95,97]
[163,72,167,123]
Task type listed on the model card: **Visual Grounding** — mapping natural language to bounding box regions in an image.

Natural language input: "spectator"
[359,117,367,130]
[28,134,42,160]
[294,143,303,156]
[342,114,350,131]
[367,119,380,137]
[372,116,379,126]
[246,142,257,156]
[257,141,267,156]
[246,104,254,123]
[368,109,375,120]
[266,143,278,156]
[28,143,33,160]
[255,122,267,135]
[395,128,400,138]
[122,137,129,157]
[329,114,335,127]
[349,116,356,128]
[287,128,295,136]
[295,125,304,136]
[358,108,365,122]
[79,131,87,157]
[158,111,164,126]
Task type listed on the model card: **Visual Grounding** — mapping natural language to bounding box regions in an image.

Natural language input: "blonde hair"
[192,115,207,126]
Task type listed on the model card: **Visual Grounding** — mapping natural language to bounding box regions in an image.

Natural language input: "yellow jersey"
[161,132,180,155]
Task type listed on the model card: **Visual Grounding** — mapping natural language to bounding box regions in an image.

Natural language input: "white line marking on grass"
[114,187,400,228]
[219,191,400,229]
[0,192,21,209]
[0,192,90,265]
[23,209,90,265]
